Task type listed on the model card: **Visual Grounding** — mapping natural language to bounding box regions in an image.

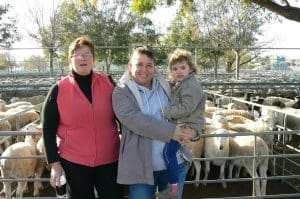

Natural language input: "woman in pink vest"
[42,36,123,199]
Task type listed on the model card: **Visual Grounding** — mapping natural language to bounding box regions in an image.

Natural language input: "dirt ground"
[6,164,296,199]
[20,179,296,199]
[182,164,298,199]
[182,180,296,199]
[15,180,296,199]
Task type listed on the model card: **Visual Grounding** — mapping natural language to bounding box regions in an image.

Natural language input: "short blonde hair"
[168,49,197,73]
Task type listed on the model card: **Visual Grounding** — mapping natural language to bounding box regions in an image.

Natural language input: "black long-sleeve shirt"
[42,70,92,164]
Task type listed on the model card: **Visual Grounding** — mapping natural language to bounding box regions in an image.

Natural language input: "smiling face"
[68,45,95,76]
[129,53,156,89]
[170,61,192,82]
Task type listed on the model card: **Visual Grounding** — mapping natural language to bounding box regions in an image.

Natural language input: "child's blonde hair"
[168,49,197,80]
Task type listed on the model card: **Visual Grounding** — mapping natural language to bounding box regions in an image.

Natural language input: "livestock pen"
[198,90,300,198]
[0,72,300,198]
[0,109,299,198]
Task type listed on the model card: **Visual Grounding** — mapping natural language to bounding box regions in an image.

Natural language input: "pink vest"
[57,73,120,167]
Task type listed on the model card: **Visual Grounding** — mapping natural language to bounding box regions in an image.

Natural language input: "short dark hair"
[131,45,156,63]
[68,36,95,59]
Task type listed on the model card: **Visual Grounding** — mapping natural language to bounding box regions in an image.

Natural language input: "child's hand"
[172,124,193,144]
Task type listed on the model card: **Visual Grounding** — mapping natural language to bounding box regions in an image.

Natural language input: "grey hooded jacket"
[112,71,192,185]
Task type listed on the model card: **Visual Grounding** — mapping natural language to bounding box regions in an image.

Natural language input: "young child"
[161,49,206,197]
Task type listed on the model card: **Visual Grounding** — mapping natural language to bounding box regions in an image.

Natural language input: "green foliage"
[0,4,19,47]
[0,52,15,71]
[24,55,48,72]
[131,0,158,15]
[55,0,154,72]
[256,55,271,70]
[131,0,194,15]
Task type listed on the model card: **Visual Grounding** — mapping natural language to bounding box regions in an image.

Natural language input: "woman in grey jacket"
[112,46,196,199]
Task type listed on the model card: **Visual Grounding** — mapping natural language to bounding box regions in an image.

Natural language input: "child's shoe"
[171,183,179,195]
[156,184,178,199]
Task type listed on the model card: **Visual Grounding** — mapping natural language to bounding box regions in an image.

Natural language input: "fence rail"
[0,90,299,198]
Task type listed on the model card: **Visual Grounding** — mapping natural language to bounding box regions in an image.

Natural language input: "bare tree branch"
[249,0,300,22]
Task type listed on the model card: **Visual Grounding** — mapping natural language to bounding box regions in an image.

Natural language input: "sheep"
[291,96,300,109]
[203,128,230,189]
[212,113,275,147]
[244,93,264,116]
[228,134,269,196]
[0,120,11,132]
[0,110,40,131]
[0,138,36,198]
[205,100,215,107]
[263,96,300,109]
[9,95,46,105]
[214,109,253,120]
[227,102,242,110]
[261,106,300,131]
[212,113,276,175]
[260,105,300,154]
[0,124,44,198]
[0,99,6,112]
[0,101,33,112]
[0,121,12,155]
[227,101,249,111]
[263,96,294,106]
[205,106,225,119]
[186,135,205,187]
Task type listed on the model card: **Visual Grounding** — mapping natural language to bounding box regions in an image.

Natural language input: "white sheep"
[212,113,276,175]
[214,109,253,119]
[263,96,294,107]
[186,135,204,187]
[261,106,300,131]
[9,95,45,105]
[291,96,300,109]
[0,110,40,131]
[203,128,229,189]
[205,106,225,119]
[0,121,12,155]
[0,101,33,112]
[0,124,44,198]
[0,100,6,112]
[228,134,269,196]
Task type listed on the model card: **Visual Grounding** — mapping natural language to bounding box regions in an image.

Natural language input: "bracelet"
[191,130,200,141]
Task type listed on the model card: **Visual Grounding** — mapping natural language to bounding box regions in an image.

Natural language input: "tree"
[0,52,16,72]
[163,8,210,72]
[0,4,20,47]
[27,1,61,75]
[24,55,48,72]
[164,11,203,47]
[193,0,269,79]
[58,0,156,73]
[129,0,300,23]
[246,0,300,23]
[0,53,10,70]
[163,1,267,79]
[130,0,192,15]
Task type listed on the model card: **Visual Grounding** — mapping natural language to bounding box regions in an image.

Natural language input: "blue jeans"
[163,139,180,184]
[129,162,188,199]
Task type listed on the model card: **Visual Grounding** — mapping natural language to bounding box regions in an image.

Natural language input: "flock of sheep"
[0,96,46,198]
[186,94,300,197]
[0,81,300,198]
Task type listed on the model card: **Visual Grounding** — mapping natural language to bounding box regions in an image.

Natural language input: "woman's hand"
[172,124,194,145]
[50,161,65,188]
